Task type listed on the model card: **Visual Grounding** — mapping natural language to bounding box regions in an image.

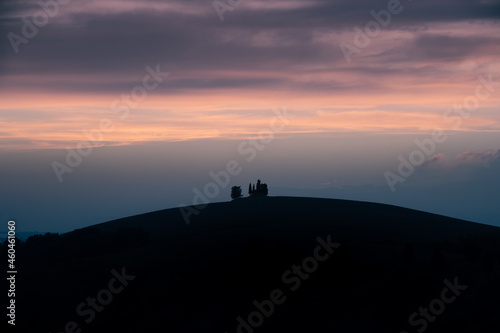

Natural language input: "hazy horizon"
[2,132,500,233]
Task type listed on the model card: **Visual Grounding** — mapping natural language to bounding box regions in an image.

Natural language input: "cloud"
[422,149,500,170]
[421,153,448,168]
[457,149,500,164]
[1,0,499,149]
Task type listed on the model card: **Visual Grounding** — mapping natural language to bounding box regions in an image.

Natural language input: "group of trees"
[231,179,268,199]
[249,179,268,196]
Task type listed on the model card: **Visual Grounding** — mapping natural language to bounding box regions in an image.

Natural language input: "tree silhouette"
[248,179,269,196]
[231,186,242,199]
[261,183,268,195]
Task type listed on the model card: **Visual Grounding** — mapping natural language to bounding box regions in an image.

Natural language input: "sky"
[0,0,499,233]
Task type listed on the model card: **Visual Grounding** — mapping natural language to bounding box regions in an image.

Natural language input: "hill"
[3,197,500,333]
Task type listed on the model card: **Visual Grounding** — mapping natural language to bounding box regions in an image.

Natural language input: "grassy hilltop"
[4,197,500,333]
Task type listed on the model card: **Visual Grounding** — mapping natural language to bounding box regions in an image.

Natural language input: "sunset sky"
[1,0,499,233]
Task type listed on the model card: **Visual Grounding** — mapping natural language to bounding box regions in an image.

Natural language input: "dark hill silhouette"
[3,197,500,333]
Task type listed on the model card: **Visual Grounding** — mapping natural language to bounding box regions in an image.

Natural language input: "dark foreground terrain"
[3,196,500,332]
